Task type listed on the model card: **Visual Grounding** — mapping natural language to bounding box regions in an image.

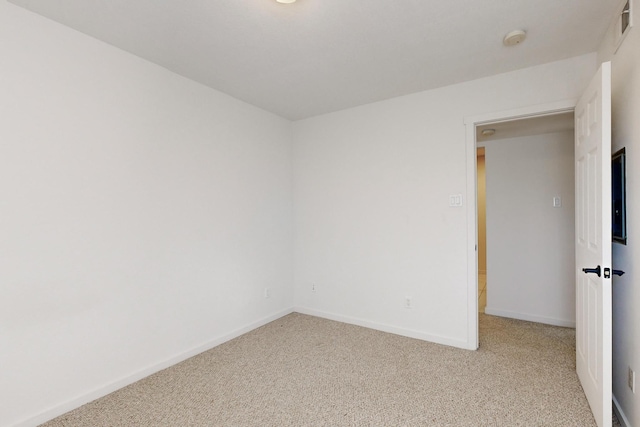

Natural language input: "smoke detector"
[503,30,527,46]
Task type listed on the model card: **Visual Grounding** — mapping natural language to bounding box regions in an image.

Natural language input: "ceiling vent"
[615,0,633,51]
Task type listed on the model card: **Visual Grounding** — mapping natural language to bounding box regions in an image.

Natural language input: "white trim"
[484,307,576,328]
[294,307,475,350]
[464,99,578,352]
[12,308,294,427]
[463,100,578,127]
[613,394,631,427]
[465,119,479,350]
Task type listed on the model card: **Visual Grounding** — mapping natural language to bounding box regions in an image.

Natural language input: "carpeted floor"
[41,313,618,426]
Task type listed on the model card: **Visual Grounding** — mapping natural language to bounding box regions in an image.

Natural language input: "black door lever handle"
[582,266,624,277]
[582,265,601,277]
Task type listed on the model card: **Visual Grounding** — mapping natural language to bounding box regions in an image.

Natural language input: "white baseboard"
[293,306,474,350]
[484,307,575,328]
[13,308,294,427]
[613,394,631,427]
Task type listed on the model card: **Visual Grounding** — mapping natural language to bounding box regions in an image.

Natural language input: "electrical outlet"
[629,367,636,393]
[264,288,271,299]
[405,297,412,309]
[312,283,316,292]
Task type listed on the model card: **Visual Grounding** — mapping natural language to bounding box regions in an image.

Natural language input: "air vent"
[615,0,633,52]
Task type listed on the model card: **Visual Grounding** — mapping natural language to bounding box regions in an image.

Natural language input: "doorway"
[476,148,487,313]
[464,100,577,350]
[475,112,576,327]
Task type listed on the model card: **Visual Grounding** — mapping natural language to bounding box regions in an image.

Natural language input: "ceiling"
[9,0,619,120]
[477,112,575,143]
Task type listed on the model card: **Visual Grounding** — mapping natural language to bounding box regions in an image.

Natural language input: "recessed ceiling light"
[276,0,297,3]
[503,30,527,46]
[481,129,496,137]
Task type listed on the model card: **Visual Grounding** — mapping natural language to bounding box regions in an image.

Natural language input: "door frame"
[463,99,577,350]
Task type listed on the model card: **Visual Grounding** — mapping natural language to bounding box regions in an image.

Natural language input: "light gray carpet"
[41,313,619,426]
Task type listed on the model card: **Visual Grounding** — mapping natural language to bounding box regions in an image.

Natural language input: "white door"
[575,61,612,427]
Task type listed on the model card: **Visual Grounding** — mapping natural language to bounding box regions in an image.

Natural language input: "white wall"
[484,132,575,326]
[0,3,293,426]
[292,54,597,348]
[597,1,640,424]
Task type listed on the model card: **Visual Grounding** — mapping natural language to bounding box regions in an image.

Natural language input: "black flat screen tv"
[612,148,627,244]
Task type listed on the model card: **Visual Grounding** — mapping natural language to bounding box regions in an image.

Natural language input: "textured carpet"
[41,313,615,426]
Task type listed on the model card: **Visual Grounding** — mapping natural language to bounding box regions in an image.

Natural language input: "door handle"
[582,265,601,277]
[613,269,625,276]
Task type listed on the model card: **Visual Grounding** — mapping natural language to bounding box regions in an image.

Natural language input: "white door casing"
[575,61,612,427]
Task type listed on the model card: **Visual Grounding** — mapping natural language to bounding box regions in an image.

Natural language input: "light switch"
[449,194,463,207]
[553,196,562,208]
